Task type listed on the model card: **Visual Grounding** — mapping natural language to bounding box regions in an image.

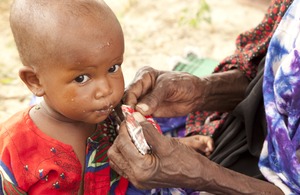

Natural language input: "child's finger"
[207,138,214,151]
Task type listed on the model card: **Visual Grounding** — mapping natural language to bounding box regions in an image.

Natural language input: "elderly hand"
[123,66,250,117]
[107,113,207,189]
[123,66,205,117]
[108,113,284,194]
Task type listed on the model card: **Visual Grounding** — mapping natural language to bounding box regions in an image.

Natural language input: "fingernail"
[137,103,149,112]
[132,112,146,123]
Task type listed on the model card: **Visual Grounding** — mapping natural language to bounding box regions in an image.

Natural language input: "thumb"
[135,88,164,116]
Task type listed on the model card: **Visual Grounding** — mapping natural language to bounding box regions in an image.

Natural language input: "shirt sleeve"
[214,0,293,80]
[0,164,27,195]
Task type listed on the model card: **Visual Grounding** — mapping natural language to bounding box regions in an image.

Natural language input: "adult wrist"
[195,69,249,112]
[189,153,284,194]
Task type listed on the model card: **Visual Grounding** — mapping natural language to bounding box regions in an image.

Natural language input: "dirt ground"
[0,0,270,123]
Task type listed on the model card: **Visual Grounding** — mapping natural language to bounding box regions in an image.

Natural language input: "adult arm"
[108,115,283,194]
[123,66,249,117]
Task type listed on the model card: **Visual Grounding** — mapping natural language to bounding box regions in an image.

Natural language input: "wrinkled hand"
[107,114,206,190]
[107,114,284,194]
[123,66,205,117]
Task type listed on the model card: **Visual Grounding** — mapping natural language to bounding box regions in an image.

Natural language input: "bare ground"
[0,0,269,123]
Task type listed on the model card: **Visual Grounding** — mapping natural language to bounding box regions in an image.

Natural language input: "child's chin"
[91,115,109,124]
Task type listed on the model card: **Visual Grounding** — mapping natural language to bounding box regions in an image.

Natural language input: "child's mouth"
[95,104,114,115]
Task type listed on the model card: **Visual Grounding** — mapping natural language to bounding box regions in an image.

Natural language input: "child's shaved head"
[10,0,121,68]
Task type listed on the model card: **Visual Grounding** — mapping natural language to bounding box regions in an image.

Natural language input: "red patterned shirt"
[0,107,128,195]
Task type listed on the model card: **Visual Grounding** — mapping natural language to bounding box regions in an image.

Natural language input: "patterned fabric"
[0,107,128,195]
[186,111,227,136]
[185,0,293,137]
[0,106,210,195]
[259,0,300,194]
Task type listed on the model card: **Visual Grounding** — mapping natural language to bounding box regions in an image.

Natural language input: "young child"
[0,0,213,194]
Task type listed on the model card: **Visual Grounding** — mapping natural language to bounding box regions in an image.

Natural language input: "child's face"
[37,14,125,124]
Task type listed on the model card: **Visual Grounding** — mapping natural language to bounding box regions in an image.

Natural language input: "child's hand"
[178,135,214,156]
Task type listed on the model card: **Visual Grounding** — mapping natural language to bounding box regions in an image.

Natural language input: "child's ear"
[19,66,45,97]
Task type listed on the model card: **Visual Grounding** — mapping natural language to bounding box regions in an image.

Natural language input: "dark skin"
[123,66,250,117]
[109,117,283,194]
[10,0,125,194]
[108,67,284,194]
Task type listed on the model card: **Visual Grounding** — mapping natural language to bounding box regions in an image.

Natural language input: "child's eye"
[74,75,90,83]
[108,64,120,73]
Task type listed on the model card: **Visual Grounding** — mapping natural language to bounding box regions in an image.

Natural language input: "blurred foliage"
[0,77,14,85]
[179,0,211,28]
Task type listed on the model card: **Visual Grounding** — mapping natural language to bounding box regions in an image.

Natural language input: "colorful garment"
[185,0,293,137]
[0,106,210,195]
[259,0,300,193]
[0,107,128,194]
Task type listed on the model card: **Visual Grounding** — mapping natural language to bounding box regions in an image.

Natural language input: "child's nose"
[94,78,113,99]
